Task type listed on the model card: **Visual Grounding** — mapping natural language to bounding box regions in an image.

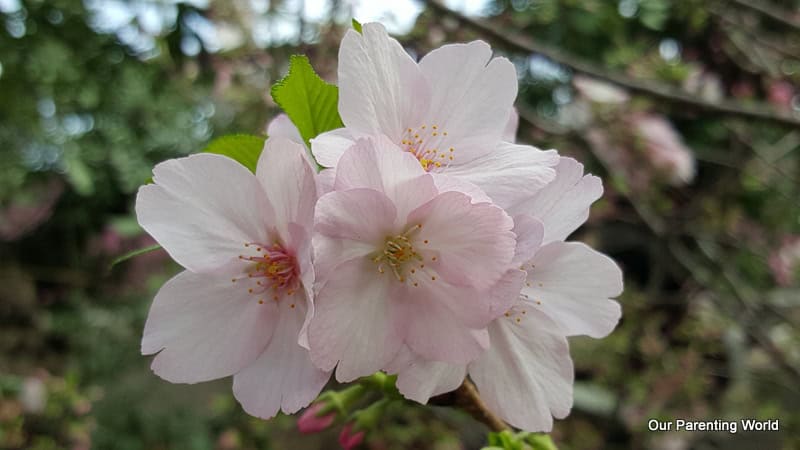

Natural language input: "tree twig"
[423,0,800,128]
[454,379,509,432]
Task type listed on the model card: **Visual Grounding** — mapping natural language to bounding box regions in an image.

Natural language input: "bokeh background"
[1,0,799,449]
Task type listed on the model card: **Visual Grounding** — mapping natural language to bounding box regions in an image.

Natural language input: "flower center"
[400,124,455,172]
[235,243,300,305]
[372,224,425,282]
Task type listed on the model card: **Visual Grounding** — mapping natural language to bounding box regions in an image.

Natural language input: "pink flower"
[310,22,558,209]
[297,403,336,434]
[338,422,365,450]
[390,158,623,432]
[309,136,517,382]
[135,137,330,419]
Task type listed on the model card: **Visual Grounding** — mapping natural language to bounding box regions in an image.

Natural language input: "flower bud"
[338,422,365,450]
[297,403,336,434]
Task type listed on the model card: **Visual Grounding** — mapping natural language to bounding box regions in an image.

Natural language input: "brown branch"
[423,0,800,128]
[454,379,509,432]
[728,0,800,32]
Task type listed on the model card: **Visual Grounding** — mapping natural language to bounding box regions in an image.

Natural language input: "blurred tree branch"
[728,0,800,32]
[513,108,800,382]
[424,0,800,128]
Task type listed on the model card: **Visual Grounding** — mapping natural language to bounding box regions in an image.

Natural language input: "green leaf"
[271,55,344,152]
[109,244,162,270]
[202,134,267,173]
[522,433,558,450]
[351,18,363,33]
[484,431,558,450]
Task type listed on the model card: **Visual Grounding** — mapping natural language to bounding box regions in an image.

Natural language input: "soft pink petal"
[232,299,331,419]
[317,168,336,195]
[418,41,518,163]
[431,173,492,204]
[334,136,436,220]
[503,108,519,143]
[508,157,603,243]
[522,241,623,338]
[256,137,318,243]
[266,113,304,146]
[337,23,428,141]
[382,344,416,374]
[136,154,273,273]
[287,223,314,349]
[310,128,356,168]
[407,192,515,290]
[469,309,574,432]
[487,268,527,319]
[444,142,558,210]
[403,293,489,364]
[512,215,544,268]
[309,258,405,382]
[142,270,277,383]
[312,233,376,288]
[395,356,466,404]
[315,188,396,244]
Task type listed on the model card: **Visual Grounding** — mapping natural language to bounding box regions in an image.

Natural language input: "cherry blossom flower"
[135,137,330,419]
[390,158,623,431]
[309,136,518,382]
[310,22,558,209]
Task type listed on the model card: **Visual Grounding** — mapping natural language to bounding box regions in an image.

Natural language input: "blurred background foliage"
[1,0,799,449]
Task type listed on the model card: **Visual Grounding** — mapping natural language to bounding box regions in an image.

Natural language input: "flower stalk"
[455,379,509,432]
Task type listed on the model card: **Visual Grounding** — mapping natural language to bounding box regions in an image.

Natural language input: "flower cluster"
[136,23,623,433]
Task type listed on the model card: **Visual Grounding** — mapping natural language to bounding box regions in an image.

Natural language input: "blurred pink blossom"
[769,235,800,286]
[768,80,794,111]
[632,114,696,185]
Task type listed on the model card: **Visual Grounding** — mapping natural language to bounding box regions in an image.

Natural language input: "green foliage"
[202,134,267,173]
[352,18,363,33]
[271,55,344,150]
[484,430,557,450]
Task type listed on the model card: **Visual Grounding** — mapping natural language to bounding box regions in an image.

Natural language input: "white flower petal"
[512,215,544,268]
[445,142,558,210]
[266,113,304,145]
[469,309,574,432]
[338,23,428,141]
[396,357,466,404]
[403,295,489,364]
[142,270,277,383]
[310,128,356,168]
[523,241,623,338]
[308,258,405,382]
[431,173,492,204]
[136,154,273,273]
[509,157,603,243]
[503,108,519,143]
[407,191,515,290]
[419,41,518,163]
[315,188,396,244]
[233,299,331,419]
[256,137,318,243]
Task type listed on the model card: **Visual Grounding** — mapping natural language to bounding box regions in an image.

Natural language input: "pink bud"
[338,422,365,450]
[297,403,335,434]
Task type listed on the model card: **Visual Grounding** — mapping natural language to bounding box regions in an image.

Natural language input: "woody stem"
[454,379,510,432]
